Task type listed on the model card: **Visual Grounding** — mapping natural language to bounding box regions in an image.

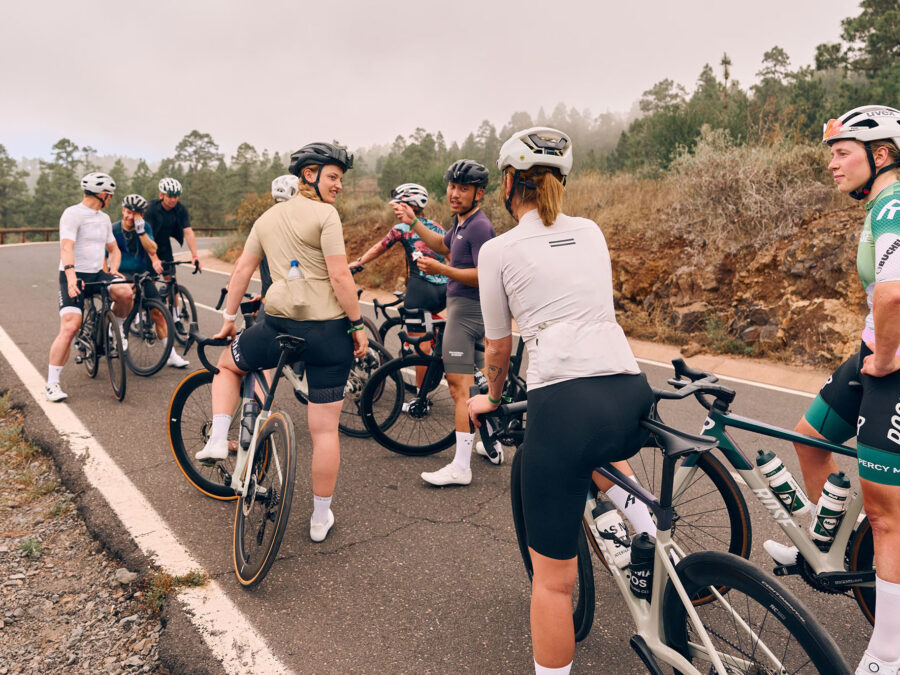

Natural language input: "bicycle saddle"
[640,417,718,459]
[275,334,307,356]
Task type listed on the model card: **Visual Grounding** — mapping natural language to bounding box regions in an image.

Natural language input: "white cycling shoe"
[45,383,68,402]
[310,510,335,543]
[763,540,799,566]
[421,462,472,486]
[195,438,228,463]
[857,651,900,675]
[166,348,190,368]
[474,440,503,465]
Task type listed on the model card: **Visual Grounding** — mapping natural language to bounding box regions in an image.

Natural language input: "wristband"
[410,217,420,227]
[222,310,238,322]
[63,264,75,271]
[487,394,501,405]
[135,219,146,234]
[350,317,364,327]
[348,325,365,334]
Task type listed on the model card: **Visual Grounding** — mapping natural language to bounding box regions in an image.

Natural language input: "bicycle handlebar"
[372,294,404,319]
[162,260,200,275]
[667,358,736,410]
[215,287,254,311]
[183,323,231,373]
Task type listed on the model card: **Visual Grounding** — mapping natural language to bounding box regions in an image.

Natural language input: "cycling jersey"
[380,219,448,285]
[58,203,115,273]
[478,209,639,389]
[857,182,900,345]
[144,199,190,262]
[111,221,155,275]
[441,209,495,300]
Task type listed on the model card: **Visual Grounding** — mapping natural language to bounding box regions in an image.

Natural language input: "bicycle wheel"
[124,298,174,376]
[168,369,241,500]
[510,449,595,642]
[233,411,296,588]
[848,516,876,625]
[79,300,99,378]
[663,550,850,674]
[360,354,455,456]
[103,311,126,401]
[378,315,407,356]
[362,316,379,346]
[339,341,393,438]
[170,284,198,347]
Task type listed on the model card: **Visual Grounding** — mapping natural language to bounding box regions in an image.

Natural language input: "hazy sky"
[1,0,860,161]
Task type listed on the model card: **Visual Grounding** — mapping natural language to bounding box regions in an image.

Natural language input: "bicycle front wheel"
[378,315,408,357]
[103,311,126,401]
[339,341,393,438]
[848,516,876,625]
[170,284,198,347]
[360,354,455,456]
[233,411,296,588]
[124,298,174,376]
[79,300,99,378]
[663,551,850,674]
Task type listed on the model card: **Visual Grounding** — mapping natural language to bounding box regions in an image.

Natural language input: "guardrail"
[0,225,239,245]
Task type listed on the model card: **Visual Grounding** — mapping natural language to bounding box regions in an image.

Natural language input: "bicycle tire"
[339,341,393,438]
[167,369,239,501]
[360,354,455,456]
[848,516,876,625]
[663,550,850,674]
[170,284,198,347]
[362,316,379,346]
[378,315,408,356]
[233,411,296,588]
[124,298,174,376]
[80,301,99,378]
[511,449,595,642]
[103,311,126,401]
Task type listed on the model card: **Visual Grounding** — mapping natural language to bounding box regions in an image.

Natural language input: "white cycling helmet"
[122,194,148,212]
[81,172,116,195]
[158,177,182,196]
[271,174,299,203]
[390,183,429,209]
[823,105,900,200]
[497,127,573,176]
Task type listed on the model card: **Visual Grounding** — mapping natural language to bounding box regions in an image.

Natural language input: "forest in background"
[0,0,896,237]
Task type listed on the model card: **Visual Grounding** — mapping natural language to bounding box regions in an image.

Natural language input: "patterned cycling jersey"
[857,181,900,344]
[379,218,448,285]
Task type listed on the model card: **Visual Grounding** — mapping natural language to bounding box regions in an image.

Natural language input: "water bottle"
[239,399,259,449]
[592,500,631,569]
[629,532,655,601]
[474,369,488,393]
[810,471,851,548]
[756,450,812,515]
[287,259,303,280]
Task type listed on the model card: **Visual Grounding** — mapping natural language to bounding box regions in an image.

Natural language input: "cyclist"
[46,172,134,401]
[468,128,652,675]
[392,162,496,486]
[350,183,448,315]
[144,177,202,272]
[762,105,900,675]
[196,142,367,543]
[110,193,189,369]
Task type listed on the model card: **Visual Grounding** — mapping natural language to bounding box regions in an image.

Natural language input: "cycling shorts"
[58,270,117,316]
[230,313,353,404]
[404,276,447,315]
[442,295,484,374]
[805,341,900,486]
[516,373,653,560]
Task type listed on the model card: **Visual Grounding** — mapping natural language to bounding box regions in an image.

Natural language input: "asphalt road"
[0,240,872,673]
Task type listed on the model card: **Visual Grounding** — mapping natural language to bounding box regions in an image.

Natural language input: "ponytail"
[503,166,564,226]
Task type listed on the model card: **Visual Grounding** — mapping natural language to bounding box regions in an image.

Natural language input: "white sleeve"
[477,239,512,340]
[59,207,79,242]
[105,216,115,245]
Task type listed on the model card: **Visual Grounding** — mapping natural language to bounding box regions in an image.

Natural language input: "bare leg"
[210,348,245,416]
[529,548,577,668]
[49,314,82,367]
[446,371,475,433]
[792,418,838,503]
[307,400,342,497]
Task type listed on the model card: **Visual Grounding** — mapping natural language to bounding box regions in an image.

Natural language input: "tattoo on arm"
[487,365,504,383]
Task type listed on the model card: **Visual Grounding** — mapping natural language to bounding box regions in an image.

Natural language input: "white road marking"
[0,325,289,675]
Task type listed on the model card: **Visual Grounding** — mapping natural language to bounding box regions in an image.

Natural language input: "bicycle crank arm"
[773,564,876,589]
[629,636,665,675]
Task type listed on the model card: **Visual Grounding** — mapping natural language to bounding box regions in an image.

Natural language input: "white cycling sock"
[452,431,475,471]
[47,365,63,386]
[312,494,332,525]
[534,660,572,675]
[866,575,900,662]
[209,414,232,443]
[606,476,657,537]
[115,315,125,331]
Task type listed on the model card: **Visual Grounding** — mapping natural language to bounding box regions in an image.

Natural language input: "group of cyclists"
[44,103,900,675]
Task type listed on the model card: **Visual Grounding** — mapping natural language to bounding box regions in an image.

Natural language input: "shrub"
[234,192,275,235]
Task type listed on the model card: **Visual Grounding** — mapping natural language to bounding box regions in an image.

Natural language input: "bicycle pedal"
[74,356,83,364]
[772,563,802,577]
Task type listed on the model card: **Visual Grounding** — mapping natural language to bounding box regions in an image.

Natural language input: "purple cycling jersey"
[442,209,496,300]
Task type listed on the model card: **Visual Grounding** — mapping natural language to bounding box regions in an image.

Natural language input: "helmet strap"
[504,170,521,217]
[849,143,899,201]
[301,166,324,201]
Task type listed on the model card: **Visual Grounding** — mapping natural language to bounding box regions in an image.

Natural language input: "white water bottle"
[592,499,631,569]
[756,450,812,515]
[810,471,851,547]
[288,259,302,280]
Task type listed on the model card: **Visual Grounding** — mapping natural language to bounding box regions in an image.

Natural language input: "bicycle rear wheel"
[360,354,455,456]
[378,315,409,357]
[663,551,850,674]
[170,284,198,347]
[511,449,595,642]
[233,411,296,588]
[339,341,393,438]
[103,310,126,401]
[848,516,876,625]
[79,300,99,378]
[124,298,174,376]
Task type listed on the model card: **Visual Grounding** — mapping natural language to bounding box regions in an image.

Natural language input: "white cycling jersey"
[477,209,639,389]
[58,203,115,273]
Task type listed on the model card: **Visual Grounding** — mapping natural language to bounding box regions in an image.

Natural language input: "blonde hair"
[502,166,565,226]
[871,140,900,177]
[297,165,324,202]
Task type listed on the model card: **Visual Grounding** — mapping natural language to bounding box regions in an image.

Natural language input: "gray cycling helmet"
[122,194,148,213]
[81,172,116,195]
[390,183,429,209]
[444,160,489,189]
[158,177,182,196]
[289,142,353,201]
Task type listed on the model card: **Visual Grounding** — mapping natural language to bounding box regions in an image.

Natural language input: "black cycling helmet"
[289,142,353,201]
[444,159,489,189]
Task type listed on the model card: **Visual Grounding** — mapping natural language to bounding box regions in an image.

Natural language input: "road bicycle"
[73,277,130,401]
[169,320,301,587]
[122,270,175,376]
[662,357,877,624]
[488,385,851,673]
[359,310,525,459]
[159,260,199,347]
[370,292,409,355]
